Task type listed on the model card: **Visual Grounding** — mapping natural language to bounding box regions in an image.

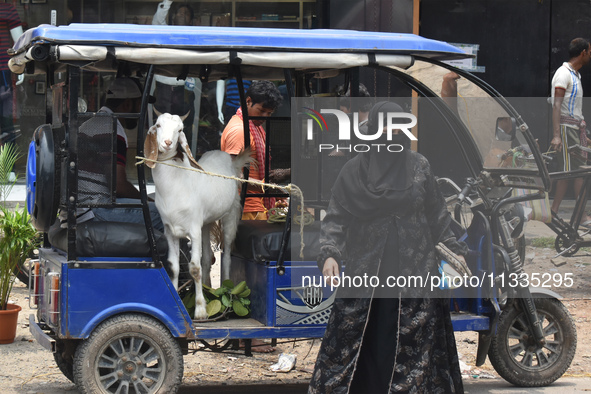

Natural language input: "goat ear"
[143,126,159,169]
[179,131,203,170]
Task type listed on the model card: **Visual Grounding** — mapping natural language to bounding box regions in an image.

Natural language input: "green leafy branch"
[0,143,19,206]
[0,205,37,310]
[0,143,38,310]
[182,279,251,319]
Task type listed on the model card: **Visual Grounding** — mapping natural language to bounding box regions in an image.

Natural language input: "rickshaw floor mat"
[232,220,321,263]
[48,220,169,259]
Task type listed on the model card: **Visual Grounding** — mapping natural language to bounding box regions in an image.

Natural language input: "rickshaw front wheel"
[73,314,184,394]
[488,298,577,386]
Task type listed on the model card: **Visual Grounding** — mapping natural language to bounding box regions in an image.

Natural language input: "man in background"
[550,38,591,226]
[153,0,193,26]
[64,77,162,231]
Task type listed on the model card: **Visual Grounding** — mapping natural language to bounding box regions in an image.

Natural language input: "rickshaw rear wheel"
[54,339,78,383]
[554,234,578,257]
[73,314,183,394]
[488,298,576,386]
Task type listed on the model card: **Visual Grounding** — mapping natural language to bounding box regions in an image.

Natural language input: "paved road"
[178,378,591,393]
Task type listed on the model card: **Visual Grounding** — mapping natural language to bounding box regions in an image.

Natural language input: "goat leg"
[164,229,181,290]
[201,223,213,288]
[220,203,241,281]
[189,231,209,320]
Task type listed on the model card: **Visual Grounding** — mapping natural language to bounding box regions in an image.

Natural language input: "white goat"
[144,112,251,319]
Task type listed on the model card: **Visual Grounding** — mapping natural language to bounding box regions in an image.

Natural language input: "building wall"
[330,0,412,33]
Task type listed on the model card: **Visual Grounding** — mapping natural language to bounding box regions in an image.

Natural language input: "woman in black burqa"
[308,101,467,393]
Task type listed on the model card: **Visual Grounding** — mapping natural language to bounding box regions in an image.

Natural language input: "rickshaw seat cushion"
[48,221,168,259]
[232,220,321,263]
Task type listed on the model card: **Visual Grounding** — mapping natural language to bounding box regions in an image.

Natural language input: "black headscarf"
[331,101,415,218]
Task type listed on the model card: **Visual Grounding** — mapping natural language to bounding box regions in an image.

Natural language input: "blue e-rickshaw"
[13,23,576,393]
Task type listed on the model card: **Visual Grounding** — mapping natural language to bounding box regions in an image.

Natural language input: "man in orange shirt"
[221,80,283,221]
[221,80,284,353]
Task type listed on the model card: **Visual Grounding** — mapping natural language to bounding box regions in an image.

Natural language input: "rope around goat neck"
[136,156,307,259]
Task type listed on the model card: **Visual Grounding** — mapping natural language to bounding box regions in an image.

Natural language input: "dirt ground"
[0,238,590,393]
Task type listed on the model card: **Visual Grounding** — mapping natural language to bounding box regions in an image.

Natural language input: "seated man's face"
[173,7,192,26]
[247,98,275,126]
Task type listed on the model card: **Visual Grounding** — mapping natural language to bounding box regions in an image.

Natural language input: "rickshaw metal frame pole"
[274,68,296,275]
[137,65,161,265]
[66,65,80,261]
[284,69,295,102]
[231,55,251,209]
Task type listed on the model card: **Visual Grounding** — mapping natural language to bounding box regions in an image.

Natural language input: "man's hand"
[551,135,562,152]
[269,168,291,183]
[323,257,340,287]
[552,88,566,152]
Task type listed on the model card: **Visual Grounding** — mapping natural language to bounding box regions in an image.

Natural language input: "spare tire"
[27,124,59,232]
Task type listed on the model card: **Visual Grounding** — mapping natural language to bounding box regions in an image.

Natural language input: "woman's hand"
[323,257,340,287]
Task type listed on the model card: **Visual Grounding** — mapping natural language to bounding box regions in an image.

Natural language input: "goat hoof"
[193,307,208,320]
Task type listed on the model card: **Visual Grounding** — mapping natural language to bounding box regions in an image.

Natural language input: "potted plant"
[0,143,37,344]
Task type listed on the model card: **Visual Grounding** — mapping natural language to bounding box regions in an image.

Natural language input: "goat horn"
[180,110,191,122]
[154,108,163,118]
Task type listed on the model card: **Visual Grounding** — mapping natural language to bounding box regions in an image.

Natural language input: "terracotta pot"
[0,304,22,344]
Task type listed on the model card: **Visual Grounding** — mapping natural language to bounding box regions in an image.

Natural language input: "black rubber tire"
[488,298,577,387]
[53,339,78,383]
[13,247,39,287]
[30,124,59,232]
[73,314,184,394]
[14,258,33,286]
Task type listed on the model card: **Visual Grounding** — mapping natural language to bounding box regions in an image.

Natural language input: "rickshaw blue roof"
[14,24,468,60]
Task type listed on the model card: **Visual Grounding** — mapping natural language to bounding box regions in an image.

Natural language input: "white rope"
[136,156,307,258]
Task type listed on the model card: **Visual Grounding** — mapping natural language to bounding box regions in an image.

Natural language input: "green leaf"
[240,298,251,306]
[0,143,20,207]
[206,299,222,317]
[238,288,251,298]
[232,299,249,317]
[221,294,232,308]
[221,279,235,289]
[182,291,196,309]
[213,287,227,297]
[203,283,219,297]
[231,281,247,295]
